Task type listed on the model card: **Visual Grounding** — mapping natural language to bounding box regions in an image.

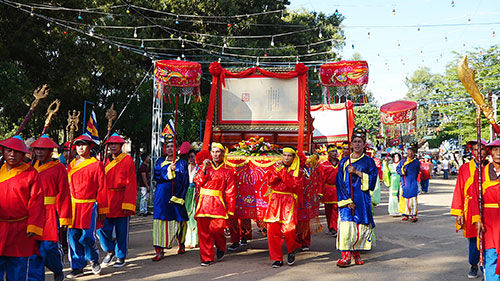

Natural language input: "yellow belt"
[44,196,56,205]
[324,184,335,187]
[108,187,125,191]
[0,216,28,222]
[484,203,499,208]
[200,188,222,197]
[271,190,298,200]
[72,197,97,204]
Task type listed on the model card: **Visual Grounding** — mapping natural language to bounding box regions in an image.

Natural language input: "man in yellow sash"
[264,146,303,268]
[98,133,137,268]
[194,143,236,266]
[0,135,45,281]
[28,134,72,281]
[66,134,107,278]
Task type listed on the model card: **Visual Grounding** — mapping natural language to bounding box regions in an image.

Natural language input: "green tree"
[0,0,346,155]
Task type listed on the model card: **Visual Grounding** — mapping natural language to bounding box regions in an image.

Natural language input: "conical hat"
[31,134,59,149]
[0,135,29,154]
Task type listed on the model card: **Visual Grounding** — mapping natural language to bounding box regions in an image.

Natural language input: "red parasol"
[154,60,202,102]
[154,60,203,194]
[380,100,418,141]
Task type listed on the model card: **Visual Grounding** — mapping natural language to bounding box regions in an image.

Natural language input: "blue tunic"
[397,158,420,198]
[336,154,378,227]
[153,157,189,221]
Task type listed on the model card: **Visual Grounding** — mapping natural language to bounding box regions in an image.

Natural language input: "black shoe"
[468,265,479,279]
[332,230,338,238]
[228,242,239,251]
[66,268,84,279]
[201,261,212,266]
[91,261,101,275]
[101,252,115,267]
[287,252,296,265]
[54,271,64,281]
[113,258,126,268]
[272,260,283,268]
[240,239,248,246]
[216,249,225,261]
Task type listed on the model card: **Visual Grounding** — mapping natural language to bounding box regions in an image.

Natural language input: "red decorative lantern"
[380,100,418,141]
[320,60,369,87]
[154,60,202,102]
[319,60,369,105]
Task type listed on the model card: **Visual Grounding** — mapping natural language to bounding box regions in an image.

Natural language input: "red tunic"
[68,157,107,229]
[104,153,137,217]
[451,161,480,238]
[0,163,45,257]
[318,160,338,204]
[469,163,500,250]
[194,163,236,219]
[34,160,72,242]
[264,166,303,225]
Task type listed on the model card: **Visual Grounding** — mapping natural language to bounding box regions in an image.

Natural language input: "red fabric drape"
[202,62,309,151]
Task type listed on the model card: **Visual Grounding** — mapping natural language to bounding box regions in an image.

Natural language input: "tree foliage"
[404,45,500,146]
[0,0,345,154]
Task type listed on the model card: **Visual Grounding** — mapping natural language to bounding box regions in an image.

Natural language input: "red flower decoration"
[209,61,223,76]
[295,63,308,75]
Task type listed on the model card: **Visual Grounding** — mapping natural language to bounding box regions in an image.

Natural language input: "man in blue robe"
[152,135,189,261]
[336,127,379,267]
[397,143,421,222]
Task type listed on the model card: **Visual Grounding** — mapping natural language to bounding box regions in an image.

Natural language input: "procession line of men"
[1,127,382,280]
[0,132,137,281]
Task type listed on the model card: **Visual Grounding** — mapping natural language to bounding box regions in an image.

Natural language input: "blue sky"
[289,0,500,105]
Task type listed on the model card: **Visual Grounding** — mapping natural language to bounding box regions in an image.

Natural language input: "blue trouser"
[469,237,480,266]
[485,248,500,281]
[28,241,64,281]
[420,179,429,193]
[0,256,29,281]
[68,203,99,270]
[97,217,130,259]
[443,169,449,179]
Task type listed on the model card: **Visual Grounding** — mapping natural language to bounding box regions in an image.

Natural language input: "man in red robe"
[264,146,302,268]
[66,134,107,278]
[319,144,340,236]
[0,135,45,281]
[97,133,137,268]
[28,134,72,281]
[471,139,500,280]
[451,139,487,279]
[194,143,236,266]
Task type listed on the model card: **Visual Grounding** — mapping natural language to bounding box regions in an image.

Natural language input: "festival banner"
[85,110,100,145]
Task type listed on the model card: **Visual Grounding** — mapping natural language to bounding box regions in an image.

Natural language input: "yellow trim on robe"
[105,153,127,174]
[68,158,98,183]
[27,225,43,236]
[34,160,59,174]
[59,218,72,226]
[360,173,370,191]
[450,208,464,216]
[122,203,136,211]
[0,163,30,183]
[99,207,109,214]
[170,196,185,205]
[484,203,499,208]
[44,196,56,205]
[471,215,482,224]
[343,153,365,182]
[270,189,298,200]
[338,198,353,208]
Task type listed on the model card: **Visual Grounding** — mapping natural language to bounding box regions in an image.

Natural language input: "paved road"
[52,176,474,281]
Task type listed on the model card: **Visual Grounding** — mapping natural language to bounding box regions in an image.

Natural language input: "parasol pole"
[344,95,354,212]
[171,93,179,196]
[475,105,485,266]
